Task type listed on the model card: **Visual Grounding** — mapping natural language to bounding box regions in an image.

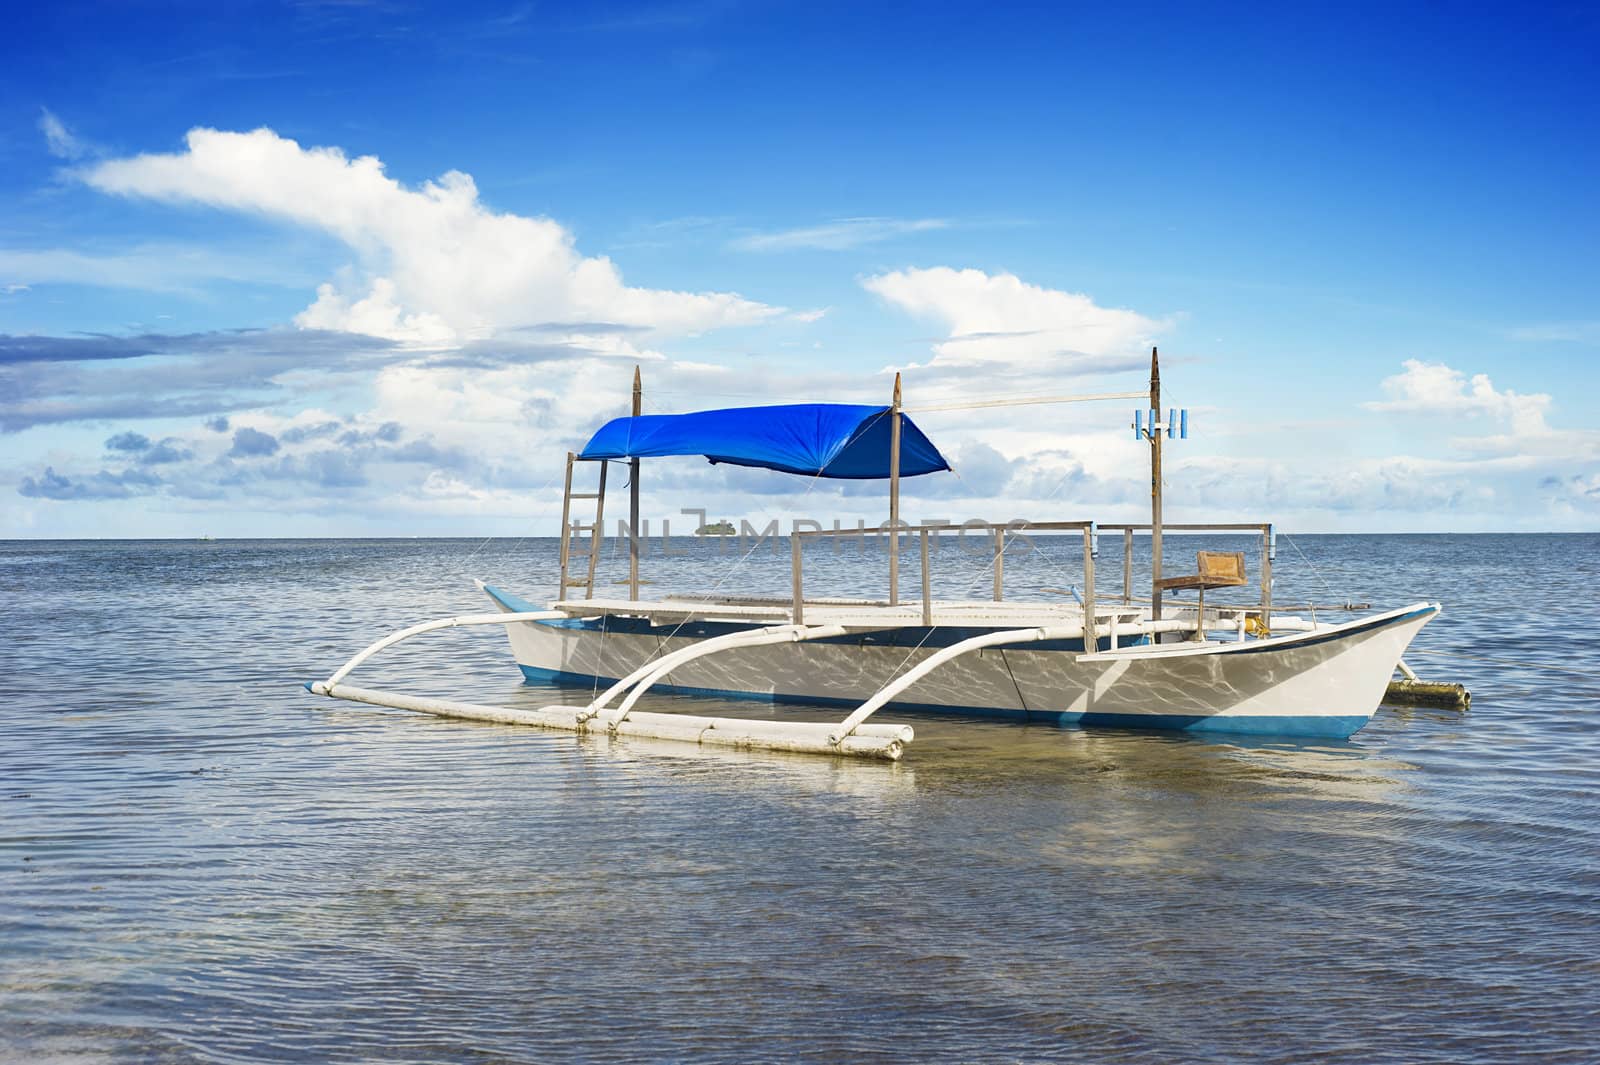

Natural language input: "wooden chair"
[1156,551,1247,639]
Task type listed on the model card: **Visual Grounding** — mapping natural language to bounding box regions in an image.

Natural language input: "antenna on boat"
[888,371,903,606]
[630,365,642,601]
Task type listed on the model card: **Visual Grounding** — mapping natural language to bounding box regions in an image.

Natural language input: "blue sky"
[2,0,1596,536]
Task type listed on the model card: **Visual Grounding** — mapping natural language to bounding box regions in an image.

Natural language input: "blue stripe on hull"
[516,664,1370,740]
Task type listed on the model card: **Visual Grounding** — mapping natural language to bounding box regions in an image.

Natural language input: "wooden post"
[1082,525,1097,651]
[1122,527,1133,603]
[1261,523,1273,637]
[1149,348,1164,621]
[888,373,902,606]
[791,533,805,624]
[920,528,932,626]
[629,365,642,602]
[993,527,1004,602]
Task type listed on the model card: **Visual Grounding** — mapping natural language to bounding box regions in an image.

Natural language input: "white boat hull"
[486,587,1440,740]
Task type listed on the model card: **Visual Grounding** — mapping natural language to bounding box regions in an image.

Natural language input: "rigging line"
[998,648,1030,712]
[856,418,965,689]
[679,407,947,691]
[1407,648,1600,680]
[906,390,1147,414]
[875,533,1087,691]
[871,452,1096,691]
[845,421,1018,687]
[619,407,887,670]
[951,443,1088,601]
[915,464,1088,595]
[1281,532,1340,604]
[585,401,888,694]
[455,464,565,576]
[621,468,834,680]
[924,466,1042,594]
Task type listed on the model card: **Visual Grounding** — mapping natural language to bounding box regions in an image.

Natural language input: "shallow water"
[2,534,1597,1063]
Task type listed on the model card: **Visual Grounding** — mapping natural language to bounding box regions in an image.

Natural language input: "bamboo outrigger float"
[307,351,1466,760]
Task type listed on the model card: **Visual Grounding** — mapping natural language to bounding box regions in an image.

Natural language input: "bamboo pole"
[629,365,642,602]
[314,683,912,760]
[888,373,902,607]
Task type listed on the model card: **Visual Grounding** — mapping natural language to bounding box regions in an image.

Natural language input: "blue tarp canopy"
[579,403,951,479]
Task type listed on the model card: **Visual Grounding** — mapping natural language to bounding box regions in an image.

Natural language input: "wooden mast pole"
[1149,347,1164,621]
[888,372,902,607]
[629,365,642,602]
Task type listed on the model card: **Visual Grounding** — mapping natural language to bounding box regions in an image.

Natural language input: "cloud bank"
[8,118,1592,534]
[1365,358,1599,461]
[863,267,1164,375]
[83,127,781,344]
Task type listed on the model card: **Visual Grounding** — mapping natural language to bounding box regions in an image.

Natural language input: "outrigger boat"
[308,350,1451,761]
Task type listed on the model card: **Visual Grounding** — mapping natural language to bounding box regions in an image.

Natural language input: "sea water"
[2,535,1597,1063]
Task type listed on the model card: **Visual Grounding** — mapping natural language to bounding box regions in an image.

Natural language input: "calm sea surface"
[2,534,1597,1063]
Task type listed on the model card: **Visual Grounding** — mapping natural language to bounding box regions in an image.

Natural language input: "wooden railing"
[790,519,1277,637]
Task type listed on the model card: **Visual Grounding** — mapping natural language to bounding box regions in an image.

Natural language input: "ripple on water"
[1,535,1598,1063]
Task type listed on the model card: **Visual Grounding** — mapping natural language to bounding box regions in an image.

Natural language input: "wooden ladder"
[557,452,609,600]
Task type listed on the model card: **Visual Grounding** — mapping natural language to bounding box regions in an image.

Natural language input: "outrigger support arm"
[316,610,570,690]
[308,611,913,760]
[578,623,847,725]
[829,624,1083,745]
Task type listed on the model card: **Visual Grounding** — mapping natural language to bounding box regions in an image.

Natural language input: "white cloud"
[298,277,455,344]
[38,108,86,159]
[863,267,1166,375]
[82,127,782,343]
[1365,358,1551,435]
[1362,358,1600,462]
[730,217,948,252]
[0,245,314,295]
